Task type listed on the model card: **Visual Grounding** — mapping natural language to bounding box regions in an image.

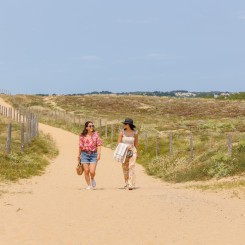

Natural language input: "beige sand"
[0,98,245,245]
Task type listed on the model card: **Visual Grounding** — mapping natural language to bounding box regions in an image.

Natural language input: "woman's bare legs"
[83,163,91,186]
[122,160,129,187]
[89,163,97,188]
[122,156,136,189]
[89,163,97,179]
[82,163,97,188]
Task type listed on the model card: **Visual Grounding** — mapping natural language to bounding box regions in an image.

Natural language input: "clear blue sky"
[0,0,245,94]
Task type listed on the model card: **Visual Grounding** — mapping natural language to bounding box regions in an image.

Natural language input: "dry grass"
[50,95,245,122]
[3,93,245,126]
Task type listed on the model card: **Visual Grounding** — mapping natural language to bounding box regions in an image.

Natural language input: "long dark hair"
[124,124,135,131]
[81,121,95,136]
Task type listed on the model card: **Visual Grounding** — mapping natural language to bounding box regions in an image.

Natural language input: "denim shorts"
[80,151,98,164]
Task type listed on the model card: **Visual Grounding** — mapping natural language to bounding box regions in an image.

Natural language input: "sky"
[0,0,245,94]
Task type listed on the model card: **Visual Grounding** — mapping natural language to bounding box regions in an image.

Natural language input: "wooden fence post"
[35,115,39,137]
[22,110,25,123]
[26,117,29,144]
[7,123,12,154]
[21,122,25,152]
[19,110,21,122]
[13,108,15,121]
[170,132,173,158]
[111,124,114,142]
[8,108,12,119]
[156,133,159,156]
[228,133,232,156]
[144,131,148,151]
[31,113,35,139]
[190,133,194,160]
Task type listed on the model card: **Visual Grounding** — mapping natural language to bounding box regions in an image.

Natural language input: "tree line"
[35,90,245,99]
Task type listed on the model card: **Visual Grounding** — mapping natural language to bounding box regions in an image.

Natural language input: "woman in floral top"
[78,121,102,190]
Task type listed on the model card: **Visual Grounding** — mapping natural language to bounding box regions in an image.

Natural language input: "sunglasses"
[88,125,94,128]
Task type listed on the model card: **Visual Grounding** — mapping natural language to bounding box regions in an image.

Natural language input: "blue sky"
[0,0,245,94]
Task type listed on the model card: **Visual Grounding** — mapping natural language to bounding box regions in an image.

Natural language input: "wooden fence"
[148,131,233,159]
[0,104,39,154]
[0,89,11,95]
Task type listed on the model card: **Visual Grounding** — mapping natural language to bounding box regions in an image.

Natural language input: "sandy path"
[0,99,245,245]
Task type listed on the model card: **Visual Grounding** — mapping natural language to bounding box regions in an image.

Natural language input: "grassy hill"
[2,94,245,183]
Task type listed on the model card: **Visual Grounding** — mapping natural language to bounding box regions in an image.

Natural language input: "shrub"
[206,152,237,178]
[146,155,189,178]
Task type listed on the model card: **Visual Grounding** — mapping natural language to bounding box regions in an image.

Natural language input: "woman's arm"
[96,133,102,161]
[117,131,123,145]
[78,136,82,162]
[97,145,101,161]
[78,147,82,162]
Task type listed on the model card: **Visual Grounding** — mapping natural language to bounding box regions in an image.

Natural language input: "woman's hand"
[97,153,101,161]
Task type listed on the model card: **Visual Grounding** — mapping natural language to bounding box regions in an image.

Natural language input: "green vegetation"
[2,94,245,183]
[221,92,245,100]
[37,90,245,100]
[0,116,58,182]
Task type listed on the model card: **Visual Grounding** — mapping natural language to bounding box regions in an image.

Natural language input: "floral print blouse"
[79,132,102,152]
